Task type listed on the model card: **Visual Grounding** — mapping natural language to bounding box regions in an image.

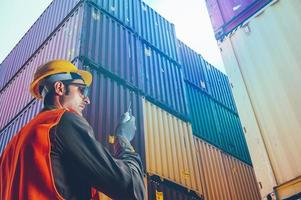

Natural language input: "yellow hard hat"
[30,60,92,99]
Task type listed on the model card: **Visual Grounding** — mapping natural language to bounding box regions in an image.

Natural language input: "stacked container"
[194,137,260,200]
[206,0,301,199]
[178,40,251,164]
[206,0,272,40]
[0,0,261,199]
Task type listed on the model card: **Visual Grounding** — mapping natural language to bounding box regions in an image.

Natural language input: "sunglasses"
[67,82,89,97]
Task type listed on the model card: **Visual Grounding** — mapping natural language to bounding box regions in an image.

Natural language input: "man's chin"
[66,107,83,116]
[76,110,83,116]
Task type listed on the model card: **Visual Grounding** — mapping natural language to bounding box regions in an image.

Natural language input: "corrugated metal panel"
[219,37,277,199]
[0,6,84,130]
[0,100,43,155]
[141,42,188,119]
[0,0,81,90]
[142,99,202,194]
[213,100,251,164]
[147,176,203,200]
[81,5,141,88]
[86,0,178,62]
[89,0,139,31]
[139,1,178,62]
[205,62,237,112]
[194,137,260,200]
[194,137,232,200]
[185,82,251,164]
[222,153,261,200]
[177,39,237,112]
[205,0,272,39]
[218,0,301,198]
[177,40,209,93]
[204,0,225,37]
[185,82,220,145]
[83,69,145,163]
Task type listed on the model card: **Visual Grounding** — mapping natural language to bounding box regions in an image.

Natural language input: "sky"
[0,0,225,72]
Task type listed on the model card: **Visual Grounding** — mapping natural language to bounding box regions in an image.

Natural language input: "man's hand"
[115,112,136,142]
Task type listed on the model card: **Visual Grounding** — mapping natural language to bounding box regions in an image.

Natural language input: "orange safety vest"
[0,108,101,200]
[0,109,67,200]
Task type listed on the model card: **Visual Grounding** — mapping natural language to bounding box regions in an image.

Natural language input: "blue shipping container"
[140,42,188,120]
[177,40,209,93]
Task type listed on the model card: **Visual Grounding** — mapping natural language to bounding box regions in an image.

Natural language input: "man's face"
[60,79,90,116]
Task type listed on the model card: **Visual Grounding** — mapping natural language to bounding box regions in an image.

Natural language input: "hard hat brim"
[30,69,92,99]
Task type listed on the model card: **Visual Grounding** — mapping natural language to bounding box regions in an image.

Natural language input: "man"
[0,60,145,200]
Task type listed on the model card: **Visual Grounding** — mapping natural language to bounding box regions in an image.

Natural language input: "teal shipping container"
[185,82,251,164]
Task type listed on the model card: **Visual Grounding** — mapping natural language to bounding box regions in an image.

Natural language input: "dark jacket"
[0,107,145,200]
[49,108,145,200]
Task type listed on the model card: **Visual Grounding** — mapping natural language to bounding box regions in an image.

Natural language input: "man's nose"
[84,96,90,105]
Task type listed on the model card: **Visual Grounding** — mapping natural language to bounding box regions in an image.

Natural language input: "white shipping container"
[218,0,301,199]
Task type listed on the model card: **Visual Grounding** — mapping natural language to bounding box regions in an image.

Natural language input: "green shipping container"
[185,82,251,164]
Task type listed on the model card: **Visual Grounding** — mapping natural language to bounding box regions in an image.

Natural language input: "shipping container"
[213,98,251,164]
[0,0,81,90]
[221,153,261,200]
[1,0,179,92]
[185,82,251,164]
[185,82,220,145]
[147,175,203,200]
[177,40,209,93]
[0,5,84,130]
[140,42,188,120]
[81,5,142,88]
[89,0,139,31]
[88,0,178,62]
[82,69,145,163]
[194,137,232,200]
[217,0,301,198]
[139,1,178,62]
[0,100,42,155]
[194,137,260,200]
[177,40,237,112]
[142,99,202,194]
[205,63,237,112]
[78,4,187,118]
[205,0,272,39]
[1,3,187,124]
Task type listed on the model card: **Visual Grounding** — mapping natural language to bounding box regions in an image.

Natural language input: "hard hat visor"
[39,73,89,98]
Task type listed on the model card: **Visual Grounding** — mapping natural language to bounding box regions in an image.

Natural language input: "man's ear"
[53,81,65,96]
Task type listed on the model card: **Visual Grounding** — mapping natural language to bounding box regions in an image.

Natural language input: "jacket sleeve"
[55,111,145,200]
